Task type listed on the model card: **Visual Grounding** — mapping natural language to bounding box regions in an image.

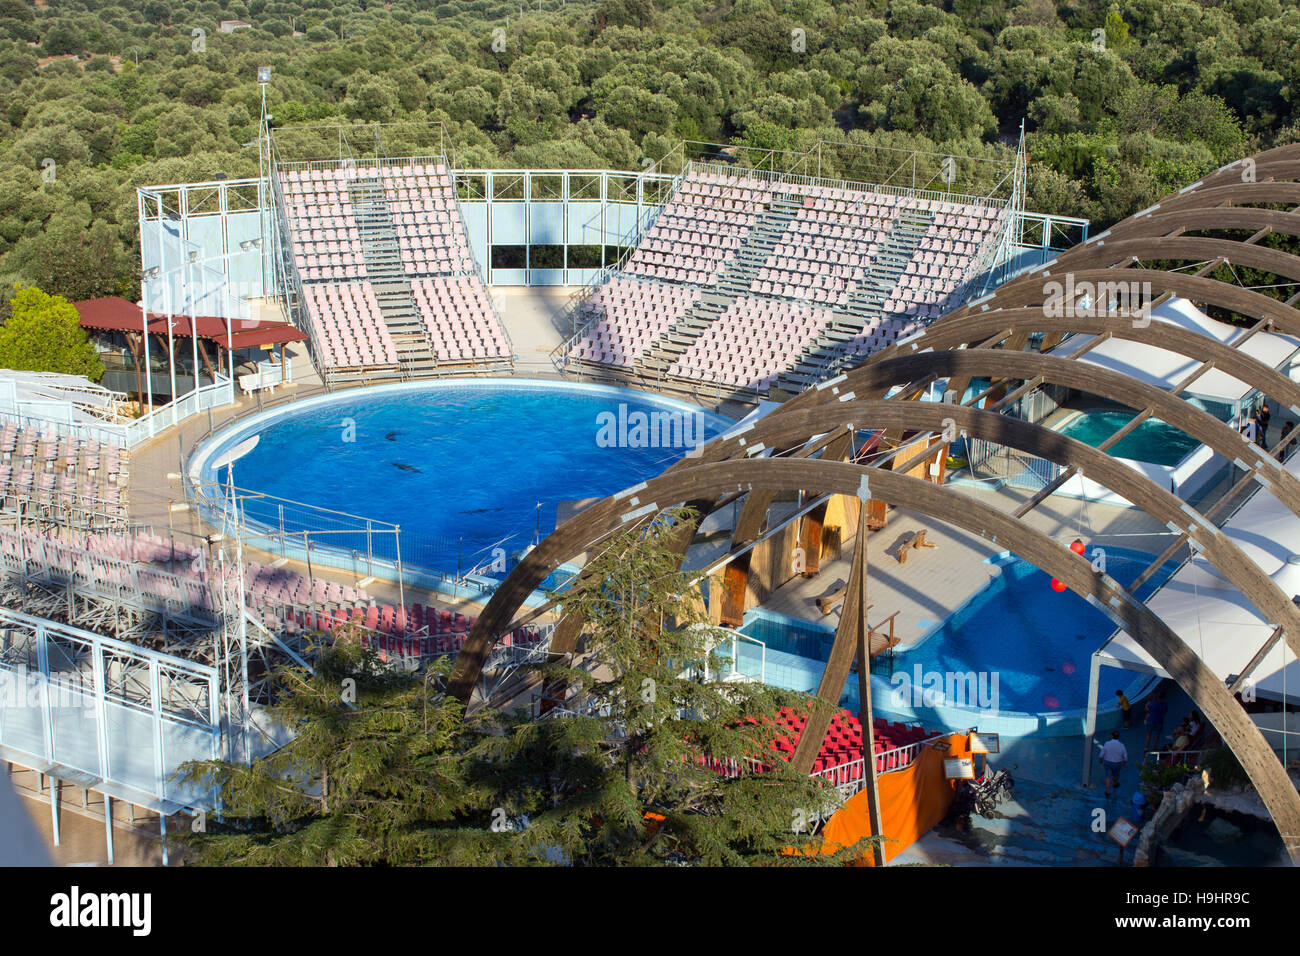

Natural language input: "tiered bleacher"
[667,297,832,392]
[280,166,368,282]
[567,277,702,367]
[0,523,542,663]
[411,276,510,362]
[706,705,942,788]
[0,422,128,528]
[624,175,773,284]
[276,160,511,377]
[383,167,477,276]
[301,282,398,370]
[567,167,1007,394]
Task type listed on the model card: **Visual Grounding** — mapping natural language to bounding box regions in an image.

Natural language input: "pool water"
[199,381,730,574]
[1056,409,1200,467]
[739,548,1174,717]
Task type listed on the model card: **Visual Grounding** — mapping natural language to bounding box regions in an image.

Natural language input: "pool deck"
[760,480,1174,652]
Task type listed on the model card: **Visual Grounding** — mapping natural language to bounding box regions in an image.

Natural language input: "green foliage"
[0,284,104,380]
[0,0,1295,305]
[1140,759,1196,791]
[476,507,864,866]
[174,638,532,866]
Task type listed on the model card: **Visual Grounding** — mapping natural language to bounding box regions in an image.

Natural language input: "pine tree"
[174,634,530,866]
[477,507,866,866]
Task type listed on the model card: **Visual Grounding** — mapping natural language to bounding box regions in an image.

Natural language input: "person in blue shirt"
[1144,690,1169,756]
[1130,791,1147,826]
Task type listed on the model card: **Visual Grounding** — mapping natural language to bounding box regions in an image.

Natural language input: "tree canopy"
[0,283,103,380]
[0,0,1294,305]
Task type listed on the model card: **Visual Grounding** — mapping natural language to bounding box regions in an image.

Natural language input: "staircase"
[636,196,803,377]
[349,177,438,376]
[775,314,867,391]
[715,195,802,298]
[775,206,937,391]
[842,205,935,321]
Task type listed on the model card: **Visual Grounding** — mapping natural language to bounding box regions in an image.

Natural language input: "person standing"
[1115,689,1132,728]
[1099,730,1129,799]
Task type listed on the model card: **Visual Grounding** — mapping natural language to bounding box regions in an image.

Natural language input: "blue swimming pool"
[1057,408,1200,467]
[739,547,1174,731]
[194,380,731,575]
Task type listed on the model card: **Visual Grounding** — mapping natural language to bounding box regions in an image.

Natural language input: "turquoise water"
[739,548,1174,716]
[1057,409,1200,466]
[200,382,730,573]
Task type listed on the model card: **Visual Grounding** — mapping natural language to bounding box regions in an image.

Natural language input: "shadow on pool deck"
[891,686,1208,866]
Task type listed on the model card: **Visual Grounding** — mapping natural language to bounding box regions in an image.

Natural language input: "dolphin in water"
[385,431,401,441]
[459,507,503,514]
[392,462,421,473]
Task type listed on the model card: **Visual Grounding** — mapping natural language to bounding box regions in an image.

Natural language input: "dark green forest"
[0,0,1296,302]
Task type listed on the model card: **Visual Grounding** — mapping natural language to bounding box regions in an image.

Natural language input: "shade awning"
[72,297,306,350]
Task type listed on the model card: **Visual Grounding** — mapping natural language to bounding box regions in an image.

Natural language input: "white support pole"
[49,776,60,847]
[223,261,234,404]
[187,254,200,403]
[141,286,154,419]
[159,811,168,867]
[1082,651,1102,787]
[104,793,114,865]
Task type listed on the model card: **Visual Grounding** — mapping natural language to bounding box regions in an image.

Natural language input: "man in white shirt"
[1098,730,1129,798]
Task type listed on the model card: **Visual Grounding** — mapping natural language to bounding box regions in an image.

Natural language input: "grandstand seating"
[411,276,511,362]
[279,167,367,282]
[0,423,129,528]
[625,172,773,284]
[767,705,939,775]
[381,165,477,276]
[278,162,477,284]
[567,166,1006,392]
[278,160,513,378]
[567,276,702,367]
[0,523,542,663]
[704,705,941,786]
[667,297,832,392]
[301,282,399,370]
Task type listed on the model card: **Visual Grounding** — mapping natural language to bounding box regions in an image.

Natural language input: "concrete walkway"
[763,481,1173,651]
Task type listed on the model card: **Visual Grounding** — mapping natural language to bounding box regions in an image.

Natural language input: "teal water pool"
[1056,408,1200,466]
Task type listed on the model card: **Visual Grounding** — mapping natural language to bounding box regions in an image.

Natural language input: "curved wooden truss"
[449,144,1300,859]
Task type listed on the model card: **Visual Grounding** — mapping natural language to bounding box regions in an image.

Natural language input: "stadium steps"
[636,197,803,376]
[634,290,733,375]
[349,178,440,376]
[713,195,802,298]
[776,318,866,391]
[776,207,937,390]
[841,206,935,322]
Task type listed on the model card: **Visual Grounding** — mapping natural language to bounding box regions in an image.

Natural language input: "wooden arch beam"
[447,458,1300,860]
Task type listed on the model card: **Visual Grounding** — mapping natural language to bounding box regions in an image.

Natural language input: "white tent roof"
[1098,451,1300,703]
[1048,297,1300,406]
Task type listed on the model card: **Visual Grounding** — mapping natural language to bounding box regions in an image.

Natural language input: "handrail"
[549,170,687,371]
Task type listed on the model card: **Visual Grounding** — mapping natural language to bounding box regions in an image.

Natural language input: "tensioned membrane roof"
[1047,297,1300,406]
[1098,448,1300,704]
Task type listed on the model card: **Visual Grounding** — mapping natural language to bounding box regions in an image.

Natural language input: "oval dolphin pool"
[190,379,732,577]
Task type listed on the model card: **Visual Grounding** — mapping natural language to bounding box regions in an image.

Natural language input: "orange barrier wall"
[820,733,972,865]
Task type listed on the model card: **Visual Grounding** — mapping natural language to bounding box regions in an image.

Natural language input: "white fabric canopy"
[1049,297,1300,406]
[1098,451,1300,704]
